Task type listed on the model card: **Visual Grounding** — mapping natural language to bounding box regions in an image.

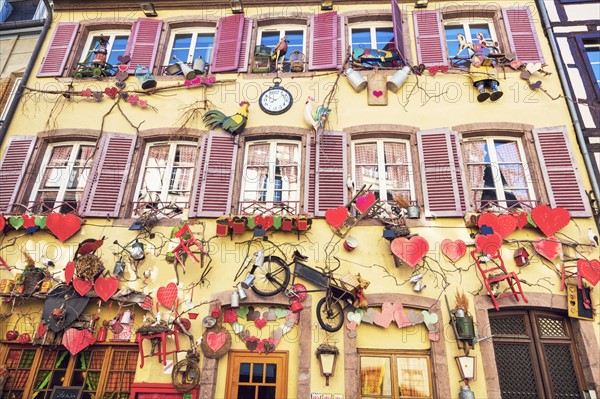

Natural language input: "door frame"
[224,350,288,399]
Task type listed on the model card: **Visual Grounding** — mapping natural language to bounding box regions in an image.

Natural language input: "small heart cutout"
[206,331,227,352]
[94,276,119,302]
[73,278,93,296]
[325,206,348,230]
[372,90,383,98]
[117,55,131,64]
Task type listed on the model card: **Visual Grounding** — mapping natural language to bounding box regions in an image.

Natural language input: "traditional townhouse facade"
[0,1,598,398]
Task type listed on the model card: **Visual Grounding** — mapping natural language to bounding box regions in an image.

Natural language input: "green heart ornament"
[9,216,23,229]
[35,216,47,229]
[272,216,282,229]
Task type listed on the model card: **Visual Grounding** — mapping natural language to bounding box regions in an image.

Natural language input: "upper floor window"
[350,24,395,52]
[79,31,130,75]
[240,140,301,209]
[352,139,414,203]
[134,142,197,214]
[166,28,214,66]
[256,25,305,72]
[29,143,95,214]
[583,40,600,87]
[462,137,535,210]
[445,19,497,68]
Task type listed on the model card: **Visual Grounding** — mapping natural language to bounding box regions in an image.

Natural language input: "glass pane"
[375,28,395,51]
[107,36,129,68]
[237,385,256,399]
[140,144,170,195]
[538,317,567,337]
[194,33,214,62]
[48,146,72,166]
[494,141,521,163]
[498,164,527,188]
[258,386,276,399]
[470,24,492,51]
[173,33,193,50]
[252,363,264,383]
[397,357,431,398]
[355,143,378,164]
[285,30,303,61]
[355,166,380,197]
[239,363,251,383]
[243,167,268,201]
[361,356,392,396]
[384,142,408,164]
[445,25,466,58]
[386,165,410,191]
[260,31,280,49]
[265,363,277,383]
[247,143,270,165]
[352,28,371,50]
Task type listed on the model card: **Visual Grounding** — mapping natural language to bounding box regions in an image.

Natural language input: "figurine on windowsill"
[92,35,109,66]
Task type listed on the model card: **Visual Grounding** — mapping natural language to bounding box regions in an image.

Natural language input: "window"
[350,24,395,52]
[28,143,95,214]
[240,140,301,211]
[583,40,600,87]
[164,29,214,70]
[462,137,535,210]
[256,26,305,72]
[0,77,21,127]
[445,19,497,68]
[32,0,47,20]
[134,142,197,214]
[225,351,288,399]
[1,345,137,399]
[79,31,130,74]
[352,139,414,203]
[359,350,433,399]
[490,310,585,398]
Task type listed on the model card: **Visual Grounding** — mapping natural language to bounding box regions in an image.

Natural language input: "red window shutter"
[126,18,163,73]
[337,14,346,69]
[212,15,245,73]
[502,7,544,64]
[81,133,136,217]
[417,128,465,217]
[533,126,591,217]
[238,18,254,73]
[188,135,208,218]
[450,133,468,212]
[304,134,316,214]
[315,131,348,216]
[309,12,338,70]
[37,22,79,77]
[194,131,238,217]
[413,10,447,66]
[0,136,36,212]
[391,0,405,56]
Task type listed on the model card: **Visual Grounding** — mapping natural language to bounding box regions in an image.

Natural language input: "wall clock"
[259,78,293,115]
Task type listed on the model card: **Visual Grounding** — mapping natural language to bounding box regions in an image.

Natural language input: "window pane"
[106,36,129,70]
[355,166,380,195]
[355,143,378,164]
[386,166,410,191]
[171,33,193,63]
[237,385,256,399]
[261,31,280,49]
[239,363,251,383]
[265,363,277,383]
[285,30,304,60]
[375,28,395,51]
[194,33,215,62]
[397,357,431,398]
[352,28,371,50]
[470,24,491,45]
[361,356,392,396]
[258,386,276,399]
[252,363,264,383]
[445,25,466,58]
[140,144,169,195]
[384,142,408,164]
[248,143,270,165]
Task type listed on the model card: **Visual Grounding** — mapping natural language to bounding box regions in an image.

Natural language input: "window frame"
[349,21,395,51]
[255,23,307,72]
[78,30,131,68]
[225,350,288,399]
[163,27,215,67]
[575,32,600,101]
[0,77,21,126]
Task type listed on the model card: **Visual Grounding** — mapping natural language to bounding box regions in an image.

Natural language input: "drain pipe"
[536,0,600,221]
[0,0,53,146]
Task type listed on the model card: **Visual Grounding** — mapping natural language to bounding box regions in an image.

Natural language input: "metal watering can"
[134,65,157,90]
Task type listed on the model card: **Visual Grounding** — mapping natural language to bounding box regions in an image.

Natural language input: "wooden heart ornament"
[531,205,570,237]
[578,259,600,286]
[73,277,93,296]
[94,276,119,302]
[356,192,376,213]
[325,206,348,230]
[475,233,503,255]
[46,213,82,242]
[441,239,466,262]
[62,328,96,355]
[254,215,274,230]
[157,282,178,309]
[207,331,228,352]
[390,236,429,268]
[201,327,231,359]
[478,213,517,238]
[533,237,562,261]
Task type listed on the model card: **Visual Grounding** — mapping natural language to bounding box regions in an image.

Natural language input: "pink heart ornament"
[73,278,93,296]
[94,276,118,302]
[206,331,227,352]
[533,237,562,260]
[392,303,412,328]
[356,192,376,214]
[441,239,467,263]
[62,328,96,355]
[372,90,383,98]
[390,236,429,268]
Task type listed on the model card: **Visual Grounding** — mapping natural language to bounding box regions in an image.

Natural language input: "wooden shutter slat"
[304,134,316,214]
[417,128,464,217]
[315,131,347,216]
[533,127,591,216]
[337,14,346,69]
[0,136,36,212]
[502,7,544,64]
[81,134,135,217]
[391,0,405,57]
[212,15,245,72]
[37,22,79,77]
[126,18,163,73]
[189,135,208,218]
[413,10,447,66]
[309,12,338,70]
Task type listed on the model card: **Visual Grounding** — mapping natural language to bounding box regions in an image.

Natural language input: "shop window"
[240,140,301,213]
[225,351,288,399]
[79,31,130,76]
[359,350,433,399]
[444,19,497,68]
[133,142,197,216]
[255,26,305,73]
[163,29,214,75]
[28,142,96,214]
[352,139,414,203]
[462,137,535,211]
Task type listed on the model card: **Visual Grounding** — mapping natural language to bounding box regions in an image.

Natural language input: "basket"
[340,273,360,292]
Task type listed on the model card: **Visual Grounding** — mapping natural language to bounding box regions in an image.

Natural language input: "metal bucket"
[345,68,367,92]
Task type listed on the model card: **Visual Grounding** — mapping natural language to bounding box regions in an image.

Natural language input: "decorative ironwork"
[542,344,581,398]
[474,198,538,213]
[490,314,527,337]
[237,201,299,216]
[132,201,187,219]
[9,200,79,215]
[538,317,567,338]
[493,343,540,399]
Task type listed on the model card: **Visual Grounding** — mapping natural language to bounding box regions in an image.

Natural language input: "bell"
[237,284,248,300]
[231,290,240,308]
[113,256,126,276]
[254,250,265,267]
[407,204,420,219]
[193,56,206,75]
[177,61,196,81]
[241,274,255,289]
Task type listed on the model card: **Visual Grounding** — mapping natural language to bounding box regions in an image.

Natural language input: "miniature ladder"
[470,249,528,311]
[333,185,382,238]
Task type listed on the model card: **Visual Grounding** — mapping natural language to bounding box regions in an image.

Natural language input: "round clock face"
[259,86,293,115]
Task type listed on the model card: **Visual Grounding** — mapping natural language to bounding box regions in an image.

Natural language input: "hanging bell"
[177,60,196,81]
[113,256,126,276]
[241,274,255,289]
[237,284,248,300]
[231,290,240,308]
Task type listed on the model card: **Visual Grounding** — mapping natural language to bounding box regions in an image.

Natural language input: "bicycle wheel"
[250,255,290,296]
[316,296,344,332]
[171,358,201,393]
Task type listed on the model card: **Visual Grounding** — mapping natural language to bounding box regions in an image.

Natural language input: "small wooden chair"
[136,330,180,368]
[172,223,205,268]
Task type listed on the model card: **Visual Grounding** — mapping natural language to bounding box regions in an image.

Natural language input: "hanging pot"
[407,205,420,219]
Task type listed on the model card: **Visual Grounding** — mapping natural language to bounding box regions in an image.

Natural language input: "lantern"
[456,355,476,382]
[315,344,339,386]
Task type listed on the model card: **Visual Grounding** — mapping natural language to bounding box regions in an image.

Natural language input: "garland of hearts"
[0,213,81,242]
[215,215,312,237]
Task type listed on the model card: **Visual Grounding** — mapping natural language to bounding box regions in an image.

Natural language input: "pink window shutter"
[196,131,238,217]
[81,133,136,217]
[237,18,254,73]
[304,134,316,214]
[315,131,348,216]
[188,135,208,218]
[0,136,37,212]
[126,18,163,73]
[37,22,79,77]
[309,12,339,70]
[212,15,245,73]
[337,14,346,69]
[502,7,544,64]
[391,0,405,56]
[533,126,591,217]
[417,128,465,217]
[413,10,447,66]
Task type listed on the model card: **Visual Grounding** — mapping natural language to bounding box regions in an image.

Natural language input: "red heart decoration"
[441,239,467,263]
[372,90,383,98]
[390,236,429,268]
[118,64,129,72]
[531,205,570,237]
[64,261,75,285]
[157,282,178,309]
[81,88,92,97]
[325,206,348,229]
[428,66,439,75]
[62,328,96,355]
[356,192,376,214]
[440,65,449,73]
[254,215,274,230]
[139,296,153,310]
[94,276,119,302]
[0,216,5,231]
[533,236,562,261]
[104,87,118,99]
[478,213,517,238]
[578,259,600,286]
[22,215,36,229]
[512,212,529,229]
[36,323,47,339]
[223,308,238,324]
[475,233,503,255]
[46,213,81,242]
[206,331,227,352]
[73,277,93,296]
[254,317,267,329]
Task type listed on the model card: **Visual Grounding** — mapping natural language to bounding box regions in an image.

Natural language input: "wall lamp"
[231,0,244,14]
[140,2,157,17]
[316,344,339,386]
[321,1,334,10]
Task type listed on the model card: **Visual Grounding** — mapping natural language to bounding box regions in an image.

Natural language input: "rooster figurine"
[271,36,289,71]
[202,101,250,141]
[304,96,331,132]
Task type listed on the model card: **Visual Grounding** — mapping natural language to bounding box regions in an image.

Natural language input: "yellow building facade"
[0,1,598,398]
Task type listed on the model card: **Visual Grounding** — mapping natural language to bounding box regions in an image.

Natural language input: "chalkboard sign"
[50,386,83,399]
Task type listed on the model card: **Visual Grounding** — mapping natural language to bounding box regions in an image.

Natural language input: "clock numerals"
[260,87,293,115]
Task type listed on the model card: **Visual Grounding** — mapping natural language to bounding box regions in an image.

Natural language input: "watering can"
[135,65,157,90]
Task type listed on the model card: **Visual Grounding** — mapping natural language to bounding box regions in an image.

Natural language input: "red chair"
[471,249,528,311]
[172,223,205,268]
[136,330,180,368]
